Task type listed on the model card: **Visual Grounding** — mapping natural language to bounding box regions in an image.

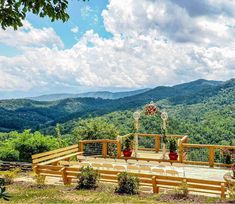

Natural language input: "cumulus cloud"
[0,20,63,49]
[71,26,79,33]
[0,0,235,93]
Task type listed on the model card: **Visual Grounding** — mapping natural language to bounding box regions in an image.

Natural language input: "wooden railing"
[122,133,187,153]
[32,144,82,166]
[31,135,235,169]
[79,139,122,158]
[34,164,227,199]
[181,143,235,168]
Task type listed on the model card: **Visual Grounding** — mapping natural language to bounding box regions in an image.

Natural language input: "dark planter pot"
[123,148,133,157]
[169,151,178,160]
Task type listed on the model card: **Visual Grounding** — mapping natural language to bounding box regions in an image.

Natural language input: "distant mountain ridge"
[28,88,151,101]
[0,78,234,132]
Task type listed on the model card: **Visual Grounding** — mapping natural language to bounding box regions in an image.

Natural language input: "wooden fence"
[182,143,235,168]
[122,133,186,152]
[33,164,227,199]
[32,144,82,166]
[76,135,235,168]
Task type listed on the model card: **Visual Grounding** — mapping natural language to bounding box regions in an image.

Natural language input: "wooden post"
[153,176,159,193]
[155,136,160,152]
[209,147,215,168]
[61,167,70,185]
[33,165,39,174]
[152,176,157,193]
[102,142,108,158]
[220,183,226,200]
[79,141,84,152]
[179,140,183,163]
[117,140,122,158]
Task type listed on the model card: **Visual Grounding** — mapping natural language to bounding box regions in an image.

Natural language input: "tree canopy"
[0,0,87,30]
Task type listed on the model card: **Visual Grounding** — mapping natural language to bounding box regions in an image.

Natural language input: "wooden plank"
[37,165,63,171]
[66,172,80,177]
[183,161,209,165]
[80,139,109,143]
[182,143,235,149]
[186,178,222,186]
[33,148,78,164]
[37,169,62,175]
[39,152,82,165]
[138,148,155,151]
[120,157,180,163]
[32,144,78,159]
[157,180,181,186]
[187,183,221,191]
[66,167,81,171]
[100,175,117,180]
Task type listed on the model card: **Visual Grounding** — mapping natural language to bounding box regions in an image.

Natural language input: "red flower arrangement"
[144,102,157,115]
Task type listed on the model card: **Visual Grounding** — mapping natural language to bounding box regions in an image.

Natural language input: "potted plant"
[123,138,133,157]
[168,137,178,160]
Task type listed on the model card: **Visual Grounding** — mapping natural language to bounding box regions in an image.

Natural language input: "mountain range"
[0,78,234,132]
[28,88,150,101]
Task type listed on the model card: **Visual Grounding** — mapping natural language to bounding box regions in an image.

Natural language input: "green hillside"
[0,79,234,133]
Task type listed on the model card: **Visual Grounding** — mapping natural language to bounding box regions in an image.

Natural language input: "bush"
[115,172,139,195]
[174,181,189,199]
[228,185,235,201]
[33,174,46,186]
[0,187,10,201]
[77,166,100,189]
[0,148,19,162]
[0,168,21,185]
[0,178,5,186]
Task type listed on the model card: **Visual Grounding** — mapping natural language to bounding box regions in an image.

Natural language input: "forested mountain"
[0,78,234,132]
[29,88,150,101]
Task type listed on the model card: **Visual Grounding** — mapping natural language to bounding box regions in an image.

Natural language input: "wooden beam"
[117,141,122,159]
[209,147,215,168]
[102,142,108,158]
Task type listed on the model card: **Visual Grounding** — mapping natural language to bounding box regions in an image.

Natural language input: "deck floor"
[73,151,230,182]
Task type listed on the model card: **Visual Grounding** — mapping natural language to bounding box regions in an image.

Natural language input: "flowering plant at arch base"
[144,102,157,116]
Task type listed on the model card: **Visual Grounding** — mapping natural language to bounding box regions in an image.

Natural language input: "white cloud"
[71,26,79,33]
[0,0,235,93]
[0,20,63,49]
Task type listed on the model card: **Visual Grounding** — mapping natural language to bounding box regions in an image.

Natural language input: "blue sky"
[0,0,111,56]
[0,0,235,99]
[27,0,112,48]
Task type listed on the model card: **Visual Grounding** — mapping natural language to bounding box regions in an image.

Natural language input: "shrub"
[0,148,19,162]
[77,166,100,189]
[0,178,5,186]
[0,187,10,201]
[33,174,46,186]
[115,172,139,195]
[168,137,177,152]
[228,185,235,201]
[174,181,189,199]
[0,177,10,201]
[0,168,21,185]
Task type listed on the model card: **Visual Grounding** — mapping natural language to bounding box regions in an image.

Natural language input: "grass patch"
[0,181,223,204]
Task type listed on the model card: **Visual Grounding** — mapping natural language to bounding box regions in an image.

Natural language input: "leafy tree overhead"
[0,0,88,30]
